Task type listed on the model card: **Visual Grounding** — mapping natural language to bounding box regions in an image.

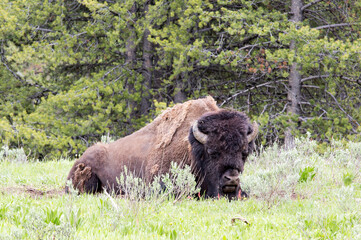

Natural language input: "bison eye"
[247,125,253,135]
[207,148,219,157]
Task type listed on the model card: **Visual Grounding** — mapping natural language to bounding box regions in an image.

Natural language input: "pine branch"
[302,74,361,84]
[302,83,360,127]
[301,0,324,12]
[301,75,330,82]
[315,23,360,30]
[0,40,56,96]
[325,90,360,127]
[1,42,27,85]
[220,80,287,107]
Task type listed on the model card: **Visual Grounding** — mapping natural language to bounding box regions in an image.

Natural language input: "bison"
[65,96,258,199]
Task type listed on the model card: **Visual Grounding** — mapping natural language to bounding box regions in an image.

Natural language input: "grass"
[0,159,72,189]
[1,137,361,239]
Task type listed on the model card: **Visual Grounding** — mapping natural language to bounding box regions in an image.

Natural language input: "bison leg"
[66,163,102,194]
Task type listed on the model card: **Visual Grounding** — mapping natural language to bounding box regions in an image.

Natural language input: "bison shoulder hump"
[82,143,109,162]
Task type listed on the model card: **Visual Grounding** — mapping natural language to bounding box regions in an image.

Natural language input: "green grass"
[1,138,361,239]
[0,159,72,189]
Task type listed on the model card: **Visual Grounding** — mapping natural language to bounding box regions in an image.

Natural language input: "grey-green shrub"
[241,135,321,201]
[160,162,199,200]
[100,134,115,144]
[241,135,361,204]
[0,145,27,162]
[116,162,199,201]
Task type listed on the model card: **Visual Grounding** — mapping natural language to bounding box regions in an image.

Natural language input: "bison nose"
[221,170,240,194]
[223,174,239,185]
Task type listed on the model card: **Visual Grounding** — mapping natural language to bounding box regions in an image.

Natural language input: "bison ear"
[247,122,258,143]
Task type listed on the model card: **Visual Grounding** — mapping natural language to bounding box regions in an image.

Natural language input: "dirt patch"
[290,192,306,200]
[252,191,308,201]
[0,185,64,198]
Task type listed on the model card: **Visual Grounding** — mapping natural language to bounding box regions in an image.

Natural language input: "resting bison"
[65,96,258,199]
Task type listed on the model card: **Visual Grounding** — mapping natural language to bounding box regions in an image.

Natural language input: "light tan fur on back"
[67,96,220,192]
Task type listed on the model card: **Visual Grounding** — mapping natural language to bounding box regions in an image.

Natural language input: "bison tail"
[66,163,102,194]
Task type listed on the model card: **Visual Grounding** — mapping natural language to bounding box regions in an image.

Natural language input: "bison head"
[189,110,258,200]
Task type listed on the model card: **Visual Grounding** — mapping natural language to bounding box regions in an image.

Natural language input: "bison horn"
[192,120,208,144]
[247,121,259,143]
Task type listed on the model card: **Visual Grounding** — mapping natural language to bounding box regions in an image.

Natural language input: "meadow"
[0,136,360,239]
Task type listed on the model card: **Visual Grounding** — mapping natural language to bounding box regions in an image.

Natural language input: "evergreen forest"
[1,0,361,159]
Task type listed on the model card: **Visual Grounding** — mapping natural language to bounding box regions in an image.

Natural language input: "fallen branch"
[231,216,250,225]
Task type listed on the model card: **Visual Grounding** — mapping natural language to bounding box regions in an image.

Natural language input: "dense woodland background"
[1,0,361,159]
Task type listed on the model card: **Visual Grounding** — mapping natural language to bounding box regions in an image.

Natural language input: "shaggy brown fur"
[66,96,219,193]
[72,163,92,193]
[66,96,257,198]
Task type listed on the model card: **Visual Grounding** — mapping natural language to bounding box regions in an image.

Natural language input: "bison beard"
[65,96,258,200]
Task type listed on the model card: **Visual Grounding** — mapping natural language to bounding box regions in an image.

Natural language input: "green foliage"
[43,207,63,225]
[66,208,83,230]
[1,0,361,158]
[0,203,9,220]
[299,166,316,183]
[343,172,355,186]
[169,229,177,240]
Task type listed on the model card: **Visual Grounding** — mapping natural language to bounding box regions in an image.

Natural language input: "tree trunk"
[125,2,138,132]
[174,78,187,103]
[125,4,137,66]
[285,0,303,149]
[140,26,153,114]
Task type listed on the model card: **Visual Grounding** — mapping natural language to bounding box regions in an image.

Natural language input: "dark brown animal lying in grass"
[65,96,258,199]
